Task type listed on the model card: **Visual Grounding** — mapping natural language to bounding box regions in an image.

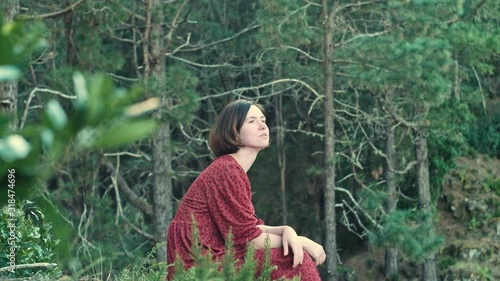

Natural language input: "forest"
[1,0,499,280]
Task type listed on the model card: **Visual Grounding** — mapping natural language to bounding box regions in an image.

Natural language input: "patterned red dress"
[166,155,321,280]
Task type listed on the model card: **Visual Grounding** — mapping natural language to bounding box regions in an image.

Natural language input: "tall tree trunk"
[145,0,172,262]
[153,123,172,262]
[322,1,337,280]
[275,93,287,225]
[384,93,399,278]
[0,0,20,130]
[415,133,438,281]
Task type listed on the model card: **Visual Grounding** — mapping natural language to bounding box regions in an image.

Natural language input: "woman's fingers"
[317,249,326,265]
[303,241,326,266]
[283,239,289,256]
[291,244,304,267]
[315,251,326,265]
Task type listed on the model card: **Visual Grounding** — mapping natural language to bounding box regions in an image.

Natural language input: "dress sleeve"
[206,162,262,247]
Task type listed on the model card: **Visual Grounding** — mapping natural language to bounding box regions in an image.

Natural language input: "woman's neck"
[230,149,258,173]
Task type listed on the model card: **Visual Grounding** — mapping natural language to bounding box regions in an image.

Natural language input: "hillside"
[343,155,500,280]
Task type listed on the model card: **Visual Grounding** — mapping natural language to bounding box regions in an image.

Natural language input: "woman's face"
[238,105,269,150]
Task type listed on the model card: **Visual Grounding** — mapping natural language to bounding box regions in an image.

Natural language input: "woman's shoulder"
[199,155,245,179]
[209,155,241,170]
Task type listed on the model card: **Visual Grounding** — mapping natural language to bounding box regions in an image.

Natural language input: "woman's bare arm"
[248,225,304,267]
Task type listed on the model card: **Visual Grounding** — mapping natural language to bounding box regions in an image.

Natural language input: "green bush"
[369,209,444,263]
[0,201,61,278]
[115,219,299,281]
[483,176,500,196]
[170,220,298,281]
[466,112,500,158]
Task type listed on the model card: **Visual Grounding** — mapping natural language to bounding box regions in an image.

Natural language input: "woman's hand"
[282,226,304,267]
[299,236,326,266]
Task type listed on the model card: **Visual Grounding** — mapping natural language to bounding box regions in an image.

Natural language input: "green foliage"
[369,209,445,262]
[169,219,296,281]
[256,0,320,48]
[476,266,494,281]
[161,65,200,124]
[0,201,61,278]
[0,16,158,277]
[358,188,388,217]
[114,243,168,281]
[483,176,500,196]
[466,111,500,158]
[469,215,479,230]
[0,16,158,202]
[438,255,457,268]
[337,265,356,281]
[1,72,158,200]
[428,100,473,196]
[0,16,47,79]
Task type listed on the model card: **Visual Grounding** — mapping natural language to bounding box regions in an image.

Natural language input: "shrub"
[0,201,61,278]
[169,220,299,281]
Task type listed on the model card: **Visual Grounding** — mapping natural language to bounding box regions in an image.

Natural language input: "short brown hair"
[209,100,265,157]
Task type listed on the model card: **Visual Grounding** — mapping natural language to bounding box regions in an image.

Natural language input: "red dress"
[167,155,321,280]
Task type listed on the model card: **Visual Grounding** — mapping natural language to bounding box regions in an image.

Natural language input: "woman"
[167,100,325,280]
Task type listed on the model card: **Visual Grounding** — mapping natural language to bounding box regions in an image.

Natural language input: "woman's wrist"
[298,236,312,249]
[283,225,297,234]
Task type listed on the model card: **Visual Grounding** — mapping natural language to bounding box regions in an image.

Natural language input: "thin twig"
[19,87,76,130]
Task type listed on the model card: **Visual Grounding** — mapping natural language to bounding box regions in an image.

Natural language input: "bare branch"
[384,106,420,130]
[118,5,146,21]
[284,128,324,139]
[143,0,153,79]
[103,151,151,161]
[197,78,321,100]
[164,0,191,53]
[100,160,154,216]
[77,203,97,249]
[335,30,390,48]
[340,200,370,238]
[174,24,261,54]
[166,54,239,68]
[108,33,137,44]
[16,0,86,20]
[473,66,487,114]
[0,263,58,273]
[120,214,155,241]
[392,160,418,175]
[284,46,322,62]
[19,87,76,130]
[337,186,383,230]
[169,33,192,55]
[335,0,383,14]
